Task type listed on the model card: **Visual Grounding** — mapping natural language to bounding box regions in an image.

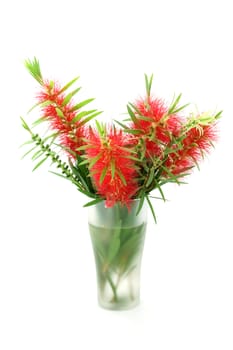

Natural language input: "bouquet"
[21,58,221,222]
[21,58,221,309]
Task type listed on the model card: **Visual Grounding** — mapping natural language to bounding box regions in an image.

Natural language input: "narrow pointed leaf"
[32,116,48,127]
[71,109,97,123]
[55,107,64,118]
[88,153,102,169]
[20,117,31,132]
[19,139,34,148]
[161,165,180,184]
[99,166,108,184]
[146,195,157,224]
[214,110,222,120]
[172,103,189,114]
[31,150,43,160]
[127,105,138,124]
[168,93,182,114]
[137,115,154,122]
[145,74,153,97]
[78,111,103,127]
[76,144,94,151]
[116,169,127,186]
[32,157,48,171]
[154,180,166,201]
[28,100,51,114]
[21,145,38,159]
[110,159,115,179]
[83,198,104,207]
[114,120,129,129]
[59,76,80,94]
[24,57,43,85]
[146,168,155,187]
[61,87,81,106]
[70,98,95,112]
[136,193,145,215]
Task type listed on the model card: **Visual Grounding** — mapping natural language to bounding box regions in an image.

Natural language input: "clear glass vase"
[88,200,147,310]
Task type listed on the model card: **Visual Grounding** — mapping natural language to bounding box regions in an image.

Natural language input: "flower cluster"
[21,58,221,220]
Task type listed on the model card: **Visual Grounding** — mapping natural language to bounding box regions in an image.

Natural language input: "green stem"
[106,274,118,303]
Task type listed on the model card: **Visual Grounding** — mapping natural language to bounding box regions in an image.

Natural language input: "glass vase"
[88,200,147,310]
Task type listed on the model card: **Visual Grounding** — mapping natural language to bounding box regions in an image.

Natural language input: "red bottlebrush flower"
[132,97,182,157]
[164,122,218,175]
[85,126,139,207]
[36,80,86,157]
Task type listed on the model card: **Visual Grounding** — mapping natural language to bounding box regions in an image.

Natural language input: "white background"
[0,0,232,349]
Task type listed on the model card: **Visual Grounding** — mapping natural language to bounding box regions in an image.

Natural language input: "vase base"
[98,297,140,311]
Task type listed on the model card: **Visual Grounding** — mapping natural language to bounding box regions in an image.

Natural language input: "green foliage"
[145,74,154,97]
[21,58,222,224]
[24,57,43,85]
[20,117,98,201]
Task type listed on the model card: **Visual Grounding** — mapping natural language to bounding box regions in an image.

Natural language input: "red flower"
[132,97,182,156]
[85,126,138,207]
[37,80,86,157]
[164,123,218,175]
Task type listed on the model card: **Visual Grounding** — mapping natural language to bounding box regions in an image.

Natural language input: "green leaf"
[116,169,127,185]
[127,105,138,124]
[32,156,48,171]
[75,144,94,151]
[78,111,103,127]
[95,120,105,136]
[49,171,71,180]
[136,193,145,215]
[89,153,102,169]
[79,152,102,168]
[55,107,64,118]
[137,115,154,122]
[149,195,167,201]
[116,146,137,154]
[168,93,181,114]
[27,100,52,114]
[69,160,90,192]
[31,150,43,160]
[146,195,157,224]
[19,139,34,148]
[83,198,104,207]
[123,128,142,135]
[110,159,115,179]
[154,180,166,201]
[122,155,140,162]
[172,103,189,114]
[70,98,95,112]
[21,145,38,159]
[78,158,90,166]
[61,87,81,106]
[214,110,222,120]
[99,166,108,184]
[20,117,31,132]
[107,226,121,264]
[59,76,80,94]
[71,109,97,123]
[32,116,48,127]
[146,168,155,187]
[24,57,43,85]
[49,80,54,89]
[128,102,143,116]
[43,132,59,143]
[160,165,180,184]
[145,74,153,97]
[53,142,76,157]
[168,93,189,115]
[114,120,129,129]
